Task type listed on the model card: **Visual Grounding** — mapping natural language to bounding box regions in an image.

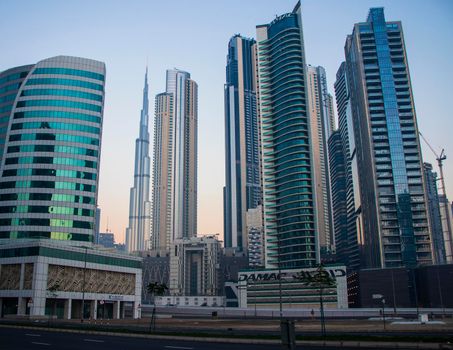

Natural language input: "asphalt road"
[0,326,412,350]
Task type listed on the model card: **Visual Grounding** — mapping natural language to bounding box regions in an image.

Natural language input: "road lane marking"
[164,347,194,350]
[31,342,50,346]
[84,339,105,343]
[26,334,42,337]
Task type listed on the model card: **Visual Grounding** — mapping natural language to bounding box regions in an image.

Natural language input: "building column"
[133,300,140,319]
[64,299,72,320]
[31,259,47,317]
[113,301,120,319]
[17,297,27,315]
[90,300,97,320]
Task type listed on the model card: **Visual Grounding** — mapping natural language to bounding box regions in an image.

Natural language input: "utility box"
[281,320,296,349]
[419,314,429,324]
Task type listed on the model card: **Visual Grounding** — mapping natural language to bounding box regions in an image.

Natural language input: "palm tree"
[147,282,168,332]
[294,264,336,337]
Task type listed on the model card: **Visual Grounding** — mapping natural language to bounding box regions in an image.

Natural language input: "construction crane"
[419,131,452,261]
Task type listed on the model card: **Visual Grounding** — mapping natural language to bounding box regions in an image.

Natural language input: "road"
[0,326,420,350]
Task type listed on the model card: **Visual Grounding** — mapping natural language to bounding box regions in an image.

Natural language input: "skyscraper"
[125,70,151,252]
[0,56,105,245]
[328,130,348,265]
[342,8,432,268]
[438,194,453,262]
[224,35,260,252]
[151,69,197,251]
[256,1,317,269]
[306,65,335,257]
[423,162,445,264]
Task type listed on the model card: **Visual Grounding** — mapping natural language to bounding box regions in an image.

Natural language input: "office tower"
[224,35,260,252]
[423,163,446,264]
[343,8,432,268]
[334,62,362,271]
[169,236,220,296]
[246,205,264,267]
[328,130,348,264]
[99,232,115,248]
[439,194,453,262]
[0,56,105,245]
[151,69,198,252]
[307,65,335,257]
[256,1,317,269]
[125,70,152,252]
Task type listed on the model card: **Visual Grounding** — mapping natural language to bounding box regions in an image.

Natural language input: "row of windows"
[5,156,97,169]
[0,83,21,95]
[21,88,103,102]
[33,67,104,82]
[26,78,103,92]
[14,110,101,124]
[16,99,102,113]
[10,132,99,146]
[0,71,28,85]
[11,121,100,135]
[0,92,17,104]
[0,205,94,217]
[0,180,96,192]
[0,192,95,204]
[0,231,91,242]
[7,144,98,157]
[2,168,96,180]
[0,217,93,229]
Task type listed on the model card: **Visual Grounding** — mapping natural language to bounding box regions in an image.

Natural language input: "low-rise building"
[0,240,142,319]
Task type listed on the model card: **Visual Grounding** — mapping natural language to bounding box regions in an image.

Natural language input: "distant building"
[99,232,115,248]
[169,236,221,297]
[423,163,446,264]
[94,208,101,245]
[125,70,152,253]
[152,70,198,252]
[246,206,264,267]
[224,35,260,253]
[439,194,453,262]
[307,65,335,258]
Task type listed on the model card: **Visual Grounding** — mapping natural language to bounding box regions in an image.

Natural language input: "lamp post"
[81,246,88,322]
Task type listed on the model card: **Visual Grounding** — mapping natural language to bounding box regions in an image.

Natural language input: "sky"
[1,0,452,244]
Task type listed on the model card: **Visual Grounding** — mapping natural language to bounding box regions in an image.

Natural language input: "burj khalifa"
[126,69,152,252]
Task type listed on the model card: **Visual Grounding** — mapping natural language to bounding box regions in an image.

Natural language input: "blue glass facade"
[257,2,316,269]
[342,9,432,268]
[224,35,260,251]
[0,56,105,244]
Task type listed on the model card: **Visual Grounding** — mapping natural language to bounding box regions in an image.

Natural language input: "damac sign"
[238,268,346,282]
[270,13,293,26]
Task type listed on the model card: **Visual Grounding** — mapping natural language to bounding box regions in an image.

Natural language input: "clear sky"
[1,0,452,244]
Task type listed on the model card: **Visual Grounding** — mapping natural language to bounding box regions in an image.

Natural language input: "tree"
[147,282,168,332]
[294,264,336,337]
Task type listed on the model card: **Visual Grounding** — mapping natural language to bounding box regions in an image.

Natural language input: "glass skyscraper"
[224,35,260,252]
[0,56,105,245]
[125,70,151,252]
[151,69,198,251]
[256,1,317,269]
[341,8,432,268]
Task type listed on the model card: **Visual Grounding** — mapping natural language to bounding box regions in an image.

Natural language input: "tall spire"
[125,68,152,252]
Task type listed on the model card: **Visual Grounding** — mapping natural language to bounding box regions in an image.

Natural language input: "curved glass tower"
[0,56,105,245]
[256,2,317,269]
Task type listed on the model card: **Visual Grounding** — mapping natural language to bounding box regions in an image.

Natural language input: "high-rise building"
[224,35,261,252]
[342,8,432,268]
[151,69,198,252]
[307,65,335,257]
[423,163,446,264]
[246,205,264,267]
[439,194,453,262]
[125,70,152,252]
[328,130,348,264]
[0,56,105,245]
[256,1,317,269]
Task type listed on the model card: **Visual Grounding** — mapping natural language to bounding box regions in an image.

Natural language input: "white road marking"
[26,334,41,337]
[31,342,50,346]
[164,346,194,350]
[83,339,105,343]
